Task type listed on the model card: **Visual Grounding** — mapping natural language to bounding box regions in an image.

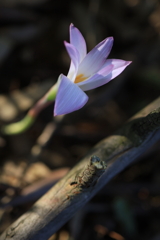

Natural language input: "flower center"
[74,74,87,83]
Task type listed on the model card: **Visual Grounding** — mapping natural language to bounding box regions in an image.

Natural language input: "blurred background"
[0,0,160,239]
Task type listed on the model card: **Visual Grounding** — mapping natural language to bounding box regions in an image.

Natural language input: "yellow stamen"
[75,74,87,83]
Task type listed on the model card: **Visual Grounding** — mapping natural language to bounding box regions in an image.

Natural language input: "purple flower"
[54,24,131,116]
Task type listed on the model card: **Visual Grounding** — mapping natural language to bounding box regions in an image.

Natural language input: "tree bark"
[1,97,160,240]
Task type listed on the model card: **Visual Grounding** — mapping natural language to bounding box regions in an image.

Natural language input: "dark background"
[0,0,160,239]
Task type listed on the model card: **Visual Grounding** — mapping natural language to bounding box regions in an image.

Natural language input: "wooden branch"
[1,97,160,240]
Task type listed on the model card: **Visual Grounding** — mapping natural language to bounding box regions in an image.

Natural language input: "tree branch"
[1,97,160,240]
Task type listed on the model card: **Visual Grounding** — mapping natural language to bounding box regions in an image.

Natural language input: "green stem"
[1,115,36,135]
[1,82,58,135]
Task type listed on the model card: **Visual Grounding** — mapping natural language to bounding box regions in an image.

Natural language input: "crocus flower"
[54,24,131,116]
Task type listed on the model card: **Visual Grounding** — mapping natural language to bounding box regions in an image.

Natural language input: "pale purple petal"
[77,37,114,78]
[64,41,80,81]
[67,61,75,82]
[70,23,87,62]
[78,59,131,91]
[54,74,89,116]
[78,64,113,91]
[103,59,132,79]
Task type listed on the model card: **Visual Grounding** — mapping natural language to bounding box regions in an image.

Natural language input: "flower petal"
[77,37,114,78]
[103,59,132,79]
[78,59,131,91]
[70,23,87,62]
[64,41,80,81]
[54,74,89,116]
[78,64,113,91]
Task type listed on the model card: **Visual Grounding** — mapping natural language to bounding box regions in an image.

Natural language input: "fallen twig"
[1,97,160,240]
